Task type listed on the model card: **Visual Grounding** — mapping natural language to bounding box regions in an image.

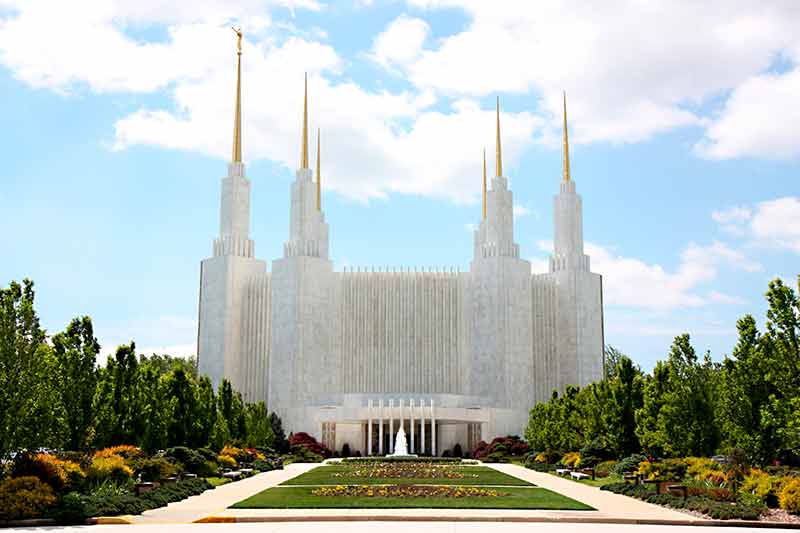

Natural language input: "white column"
[389,398,394,454]
[421,400,426,455]
[378,399,384,456]
[399,398,404,435]
[367,399,373,456]
[410,398,415,454]
[431,398,436,457]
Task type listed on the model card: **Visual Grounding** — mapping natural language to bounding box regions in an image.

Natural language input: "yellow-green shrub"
[94,445,143,460]
[0,476,56,520]
[685,457,719,479]
[636,458,687,481]
[217,454,237,468]
[87,455,133,484]
[779,478,800,514]
[561,452,580,468]
[740,469,785,506]
[596,460,618,477]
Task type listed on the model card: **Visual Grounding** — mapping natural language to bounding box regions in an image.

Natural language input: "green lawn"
[232,485,593,510]
[280,464,533,487]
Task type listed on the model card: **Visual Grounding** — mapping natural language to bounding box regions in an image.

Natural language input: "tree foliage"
[0,279,283,456]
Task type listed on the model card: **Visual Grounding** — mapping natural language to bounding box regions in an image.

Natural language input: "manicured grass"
[232,485,594,510]
[280,464,534,487]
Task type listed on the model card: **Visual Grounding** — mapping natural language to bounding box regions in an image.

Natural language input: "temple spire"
[495,96,503,177]
[482,148,487,219]
[301,73,309,169]
[562,91,571,182]
[231,27,243,163]
[316,128,321,211]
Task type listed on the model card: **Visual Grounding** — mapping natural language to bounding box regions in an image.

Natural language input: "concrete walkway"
[488,463,700,521]
[128,463,319,524]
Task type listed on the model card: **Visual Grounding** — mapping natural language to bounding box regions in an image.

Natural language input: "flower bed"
[342,457,462,464]
[332,463,478,480]
[311,484,506,498]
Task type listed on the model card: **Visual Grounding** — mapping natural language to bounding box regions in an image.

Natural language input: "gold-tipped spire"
[231,27,243,163]
[495,96,502,177]
[316,128,321,211]
[301,73,309,169]
[482,148,487,220]
[562,91,571,182]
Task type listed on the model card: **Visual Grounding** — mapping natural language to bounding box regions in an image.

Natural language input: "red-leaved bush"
[289,432,332,459]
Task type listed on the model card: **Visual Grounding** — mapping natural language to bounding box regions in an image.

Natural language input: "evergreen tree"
[269,412,288,453]
[52,316,100,450]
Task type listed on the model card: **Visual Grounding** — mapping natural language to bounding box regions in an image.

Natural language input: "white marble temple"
[197,85,604,455]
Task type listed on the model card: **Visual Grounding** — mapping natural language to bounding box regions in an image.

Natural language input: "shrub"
[560,452,580,468]
[164,447,206,474]
[596,460,618,478]
[94,445,143,461]
[130,457,176,482]
[12,453,85,493]
[288,432,332,459]
[196,448,218,462]
[613,454,647,476]
[86,455,133,485]
[0,476,57,520]
[471,436,528,461]
[453,444,463,458]
[341,443,351,458]
[637,458,687,481]
[685,457,720,479]
[780,478,800,514]
[47,492,87,525]
[217,454,237,469]
[741,469,784,507]
[251,459,275,472]
[75,478,212,519]
[578,439,613,468]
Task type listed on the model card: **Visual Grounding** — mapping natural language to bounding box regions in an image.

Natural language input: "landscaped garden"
[233,460,593,510]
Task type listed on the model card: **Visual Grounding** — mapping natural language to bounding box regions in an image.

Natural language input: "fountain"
[387,426,417,457]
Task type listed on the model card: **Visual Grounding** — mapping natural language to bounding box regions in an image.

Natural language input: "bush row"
[342,457,462,464]
[600,482,765,520]
[47,478,213,524]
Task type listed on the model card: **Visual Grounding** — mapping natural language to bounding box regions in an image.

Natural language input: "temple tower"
[198,29,268,392]
[268,75,336,429]
[549,93,604,390]
[468,98,533,434]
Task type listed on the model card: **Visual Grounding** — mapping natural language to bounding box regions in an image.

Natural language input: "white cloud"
[697,68,800,159]
[531,239,759,310]
[370,15,429,69]
[400,1,800,151]
[713,197,800,253]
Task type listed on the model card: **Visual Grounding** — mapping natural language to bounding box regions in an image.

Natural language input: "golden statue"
[233,26,243,54]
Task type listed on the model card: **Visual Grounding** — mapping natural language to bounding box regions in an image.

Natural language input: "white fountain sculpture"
[387,426,417,457]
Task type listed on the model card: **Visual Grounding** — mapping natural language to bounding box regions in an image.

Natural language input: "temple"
[197,36,604,455]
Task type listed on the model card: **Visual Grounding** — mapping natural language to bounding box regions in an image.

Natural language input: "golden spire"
[232,27,243,163]
[495,96,502,177]
[301,72,309,169]
[316,128,321,211]
[562,91,571,182]
[482,148,487,219]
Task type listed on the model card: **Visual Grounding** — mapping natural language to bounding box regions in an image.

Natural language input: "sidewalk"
[127,463,319,524]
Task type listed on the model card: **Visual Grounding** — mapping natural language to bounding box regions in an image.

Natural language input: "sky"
[0,0,798,370]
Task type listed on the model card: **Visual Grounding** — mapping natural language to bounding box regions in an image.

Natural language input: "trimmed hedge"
[47,478,212,523]
[600,482,765,520]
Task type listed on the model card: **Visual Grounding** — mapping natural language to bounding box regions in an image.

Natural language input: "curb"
[87,515,135,525]
[194,514,800,528]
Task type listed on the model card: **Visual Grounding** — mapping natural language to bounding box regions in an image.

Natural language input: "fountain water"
[387,426,417,457]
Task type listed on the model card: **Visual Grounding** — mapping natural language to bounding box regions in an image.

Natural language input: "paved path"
[488,463,697,521]
[11,521,794,532]
[128,463,319,524]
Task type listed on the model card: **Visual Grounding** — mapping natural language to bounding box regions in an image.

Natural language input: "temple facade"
[197,41,604,456]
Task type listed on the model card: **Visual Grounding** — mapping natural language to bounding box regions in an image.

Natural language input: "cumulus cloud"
[713,197,800,253]
[370,15,429,69]
[531,239,760,310]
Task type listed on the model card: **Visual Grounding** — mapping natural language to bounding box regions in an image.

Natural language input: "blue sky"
[1,1,798,370]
